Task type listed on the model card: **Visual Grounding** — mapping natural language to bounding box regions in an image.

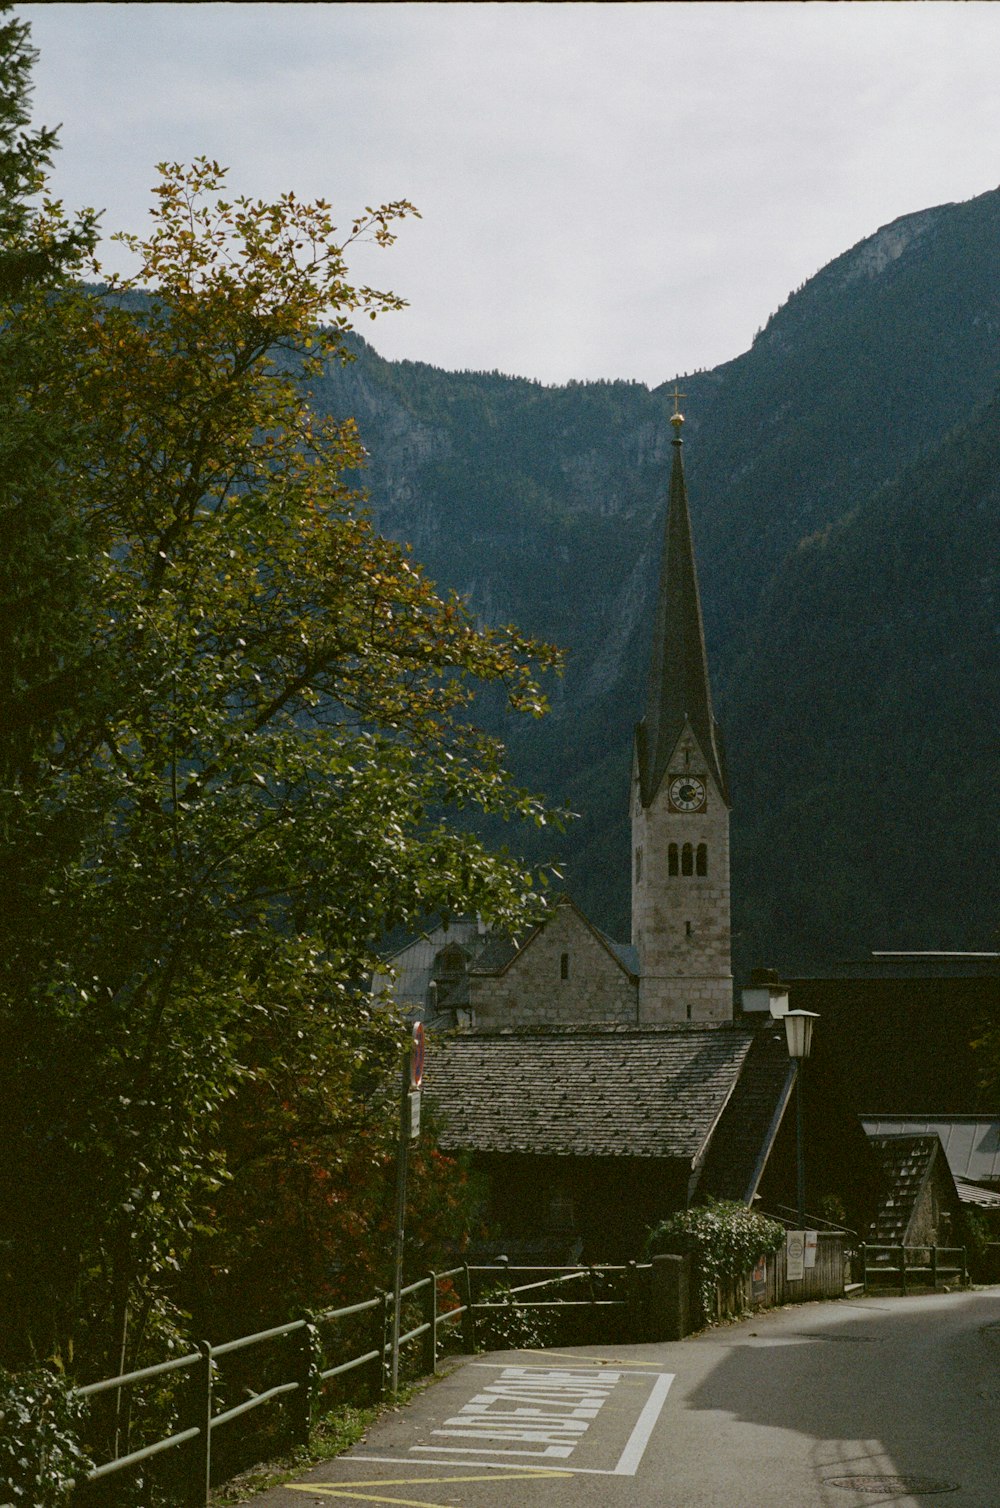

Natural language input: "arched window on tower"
[668,844,679,876]
[696,843,708,877]
[681,843,693,876]
[560,952,569,980]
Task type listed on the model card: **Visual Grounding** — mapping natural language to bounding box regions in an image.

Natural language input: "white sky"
[19,1,1000,387]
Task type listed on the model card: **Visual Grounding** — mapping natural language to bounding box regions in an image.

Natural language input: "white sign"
[786,1230,805,1281]
[408,1088,421,1141]
[804,1230,818,1269]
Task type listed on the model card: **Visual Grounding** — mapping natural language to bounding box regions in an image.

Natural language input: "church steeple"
[631,397,733,1023]
[636,404,728,809]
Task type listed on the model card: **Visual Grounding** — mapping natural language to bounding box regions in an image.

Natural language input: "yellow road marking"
[288,1489,446,1501]
[287,1490,455,1506]
[286,1469,572,1505]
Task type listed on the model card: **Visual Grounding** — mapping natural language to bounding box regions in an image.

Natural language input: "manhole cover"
[826,1475,958,1495]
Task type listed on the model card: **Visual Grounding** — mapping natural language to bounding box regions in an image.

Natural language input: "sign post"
[390,1023,424,1395]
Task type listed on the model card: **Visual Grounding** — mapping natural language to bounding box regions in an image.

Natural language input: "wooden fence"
[859,1243,967,1292]
[711,1231,848,1322]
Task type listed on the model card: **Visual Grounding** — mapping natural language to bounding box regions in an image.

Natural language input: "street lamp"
[783,1010,820,1229]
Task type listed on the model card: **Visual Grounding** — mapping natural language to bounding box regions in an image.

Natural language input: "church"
[376,404,732,1031]
[377,406,877,1260]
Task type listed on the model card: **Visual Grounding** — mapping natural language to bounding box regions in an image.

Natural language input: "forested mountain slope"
[309,185,1000,975]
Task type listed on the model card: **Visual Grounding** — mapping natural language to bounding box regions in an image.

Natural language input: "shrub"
[474,1283,559,1352]
[0,1368,89,1506]
[644,1201,786,1324]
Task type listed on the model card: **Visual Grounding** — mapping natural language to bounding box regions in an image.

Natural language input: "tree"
[0,157,562,1379]
[0,3,98,788]
[0,3,95,294]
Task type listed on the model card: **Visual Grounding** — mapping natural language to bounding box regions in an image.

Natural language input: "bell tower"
[631,399,732,1022]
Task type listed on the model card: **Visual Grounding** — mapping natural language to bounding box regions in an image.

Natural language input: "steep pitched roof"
[868,1134,949,1243]
[861,1116,1000,1185]
[467,896,638,982]
[696,1025,798,1204]
[426,1023,756,1161]
[636,430,728,806]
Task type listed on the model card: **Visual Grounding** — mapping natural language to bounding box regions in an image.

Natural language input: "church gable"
[470,896,638,1029]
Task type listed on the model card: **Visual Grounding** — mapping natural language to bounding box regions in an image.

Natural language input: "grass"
[211,1368,454,1506]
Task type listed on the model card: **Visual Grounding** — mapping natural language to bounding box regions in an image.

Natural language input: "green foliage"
[962,1208,991,1268]
[189,1089,485,1337]
[0,118,562,1381]
[0,1368,89,1506]
[0,4,96,294]
[645,1201,785,1324]
[474,1283,559,1352]
[0,5,98,789]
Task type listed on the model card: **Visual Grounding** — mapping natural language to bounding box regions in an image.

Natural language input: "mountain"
[308,185,1000,976]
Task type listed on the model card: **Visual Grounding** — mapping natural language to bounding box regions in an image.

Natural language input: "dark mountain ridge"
[305,187,1000,973]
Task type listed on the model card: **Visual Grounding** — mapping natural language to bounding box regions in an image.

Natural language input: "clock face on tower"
[668,775,707,813]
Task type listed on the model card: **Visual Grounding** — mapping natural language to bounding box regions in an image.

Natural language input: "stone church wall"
[470,902,637,1028]
[632,752,733,1023]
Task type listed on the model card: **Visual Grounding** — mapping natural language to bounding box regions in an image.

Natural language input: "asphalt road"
[250,1287,1000,1507]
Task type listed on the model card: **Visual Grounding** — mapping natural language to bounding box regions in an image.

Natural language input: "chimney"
[741,966,789,1019]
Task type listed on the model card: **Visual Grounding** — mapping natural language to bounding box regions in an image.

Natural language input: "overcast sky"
[19,2,1000,387]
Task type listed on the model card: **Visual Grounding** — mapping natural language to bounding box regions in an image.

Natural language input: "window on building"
[560,952,569,980]
[686,1003,693,1021]
[668,843,679,876]
[635,846,643,882]
[681,842,694,876]
[685,920,693,938]
[696,843,708,877]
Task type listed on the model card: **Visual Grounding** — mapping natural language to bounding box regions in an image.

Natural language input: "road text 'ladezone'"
[424,1366,622,1460]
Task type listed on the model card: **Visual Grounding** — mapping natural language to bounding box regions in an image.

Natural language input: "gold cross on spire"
[670,384,687,415]
[669,384,686,432]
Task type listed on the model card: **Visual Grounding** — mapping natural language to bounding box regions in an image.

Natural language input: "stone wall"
[631,728,733,1023]
[470,900,637,1028]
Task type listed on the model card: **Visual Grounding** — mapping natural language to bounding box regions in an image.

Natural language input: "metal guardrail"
[457,1261,640,1352]
[70,1261,635,1504]
[860,1243,968,1293]
[71,1268,464,1503]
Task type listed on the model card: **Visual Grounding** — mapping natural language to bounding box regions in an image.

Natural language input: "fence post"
[900,1245,907,1296]
[625,1260,642,1343]
[461,1263,476,1354]
[182,1340,212,1508]
[860,1243,867,1289]
[931,1246,938,1289]
[423,1274,438,1376]
[648,1254,690,1342]
[370,1292,390,1402]
[961,1246,968,1286]
[291,1322,318,1447]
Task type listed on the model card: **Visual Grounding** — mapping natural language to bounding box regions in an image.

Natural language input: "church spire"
[636,402,728,808]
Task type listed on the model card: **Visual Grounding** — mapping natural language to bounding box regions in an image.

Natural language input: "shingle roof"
[467,935,520,976]
[868,1134,941,1243]
[861,1116,1000,1185]
[696,1025,797,1203]
[426,1023,756,1161]
[955,1177,1000,1210]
